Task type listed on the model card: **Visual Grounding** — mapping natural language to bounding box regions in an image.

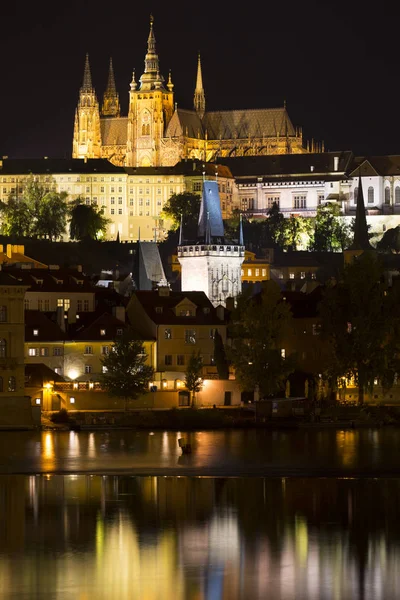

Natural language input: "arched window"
[353,187,358,204]
[0,339,6,358]
[146,124,150,135]
[385,187,391,205]
[8,376,16,392]
[395,187,400,205]
[142,124,146,135]
[0,376,3,392]
[368,186,374,204]
[0,306,6,322]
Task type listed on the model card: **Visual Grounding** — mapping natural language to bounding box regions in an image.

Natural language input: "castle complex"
[72,16,315,168]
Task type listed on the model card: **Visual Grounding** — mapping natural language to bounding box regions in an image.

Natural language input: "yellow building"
[0,271,34,428]
[73,17,313,169]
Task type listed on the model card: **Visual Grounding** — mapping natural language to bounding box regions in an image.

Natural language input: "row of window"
[164,328,216,340]
[1,177,177,184]
[163,354,212,366]
[241,268,268,278]
[25,299,91,311]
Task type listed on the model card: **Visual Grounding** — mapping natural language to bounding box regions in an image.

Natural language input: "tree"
[0,176,69,239]
[376,226,400,253]
[185,350,204,407]
[100,332,154,411]
[69,201,110,240]
[267,202,287,248]
[318,251,400,404]
[213,329,229,379]
[161,192,201,234]
[228,280,295,397]
[309,203,352,252]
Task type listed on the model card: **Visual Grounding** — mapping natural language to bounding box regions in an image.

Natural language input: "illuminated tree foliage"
[0,176,69,240]
[185,350,204,407]
[69,200,110,241]
[228,281,295,397]
[318,251,400,404]
[100,332,154,411]
[161,192,201,233]
[309,203,352,252]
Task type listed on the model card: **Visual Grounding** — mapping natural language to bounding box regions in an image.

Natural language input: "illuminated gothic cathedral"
[73,16,317,168]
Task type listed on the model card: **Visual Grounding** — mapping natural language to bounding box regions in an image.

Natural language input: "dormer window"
[180,309,193,317]
[100,328,106,336]
[155,307,163,314]
[33,329,39,336]
[203,307,210,315]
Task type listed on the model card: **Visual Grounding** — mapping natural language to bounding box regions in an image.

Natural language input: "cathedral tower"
[177,180,245,306]
[101,58,120,117]
[194,53,205,119]
[72,54,101,159]
[126,15,175,167]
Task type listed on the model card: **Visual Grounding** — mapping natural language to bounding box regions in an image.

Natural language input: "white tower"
[177,180,245,306]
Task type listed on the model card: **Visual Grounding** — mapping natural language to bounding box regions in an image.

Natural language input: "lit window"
[281,349,286,359]
[255,269,259,277]
[33,329,39,336]
[35,398,41,405]
[247,269,252,276]
[210,329,216,339]
[185,329,196,344]
[70,397,75,404]
[300,272,306,279]
[40,348,49,357]
[100,329,106,336]
[84,346,93,355]
[289,273,295,280]
[8,376,16,392]
[28,348,39,356]
[164,328,172,339]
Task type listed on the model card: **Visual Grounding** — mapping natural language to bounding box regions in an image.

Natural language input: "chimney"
[56,306,66,332]
[216,305,225,321]
[67,306,76,325]
[333,156,339,172]
[112,306,125,322]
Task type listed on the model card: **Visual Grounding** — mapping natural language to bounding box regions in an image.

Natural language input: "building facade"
[72,17,311,169]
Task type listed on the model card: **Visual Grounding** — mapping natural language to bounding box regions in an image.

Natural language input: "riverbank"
[41,404,400,431]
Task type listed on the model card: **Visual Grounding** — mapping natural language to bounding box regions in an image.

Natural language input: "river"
[1,428,400,598]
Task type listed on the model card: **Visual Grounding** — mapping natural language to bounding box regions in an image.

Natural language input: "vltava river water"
[1,428,400,599]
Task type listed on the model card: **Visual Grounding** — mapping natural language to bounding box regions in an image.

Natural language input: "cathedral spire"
[82,53,93,92]
[350,172,372,251]
[140,14,165,90]
[102,57,120,117]
[194,53,206,119]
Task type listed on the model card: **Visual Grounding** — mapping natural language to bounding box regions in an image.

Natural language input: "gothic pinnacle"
[82,53,93,91]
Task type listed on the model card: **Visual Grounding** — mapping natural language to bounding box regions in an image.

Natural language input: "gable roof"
[349,155,400,177]
[203,107,296,140]
[130,290,226,325]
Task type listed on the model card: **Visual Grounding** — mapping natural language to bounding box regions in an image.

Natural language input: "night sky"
[1,1,399,159]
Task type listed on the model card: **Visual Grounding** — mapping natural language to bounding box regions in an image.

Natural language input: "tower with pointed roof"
[344,173,373,264]
[102,58,120,117]
[72,54,101,159]
[177,180,245,306]
[125,15,174,167]
[194,53,205,120]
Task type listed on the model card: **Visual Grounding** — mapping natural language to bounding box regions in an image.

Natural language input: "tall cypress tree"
[213,329,229,379]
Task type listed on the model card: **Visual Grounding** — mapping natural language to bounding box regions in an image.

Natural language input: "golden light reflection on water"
[336,430,357,467]
[0,475,400,599]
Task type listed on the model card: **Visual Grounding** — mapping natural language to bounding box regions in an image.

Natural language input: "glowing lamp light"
[68,369,79,380]
[44,383,52,389]
[89,382,94,389]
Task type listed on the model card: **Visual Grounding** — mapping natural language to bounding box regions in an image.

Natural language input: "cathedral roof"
[203,107,296,140]
[349,155,400,177]
[165,109,204,138]
[101,117,128,146]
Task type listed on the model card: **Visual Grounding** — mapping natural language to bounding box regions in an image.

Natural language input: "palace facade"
[72,16,313,168]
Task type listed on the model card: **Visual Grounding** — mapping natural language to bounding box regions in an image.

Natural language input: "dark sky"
[1,1,399,159]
